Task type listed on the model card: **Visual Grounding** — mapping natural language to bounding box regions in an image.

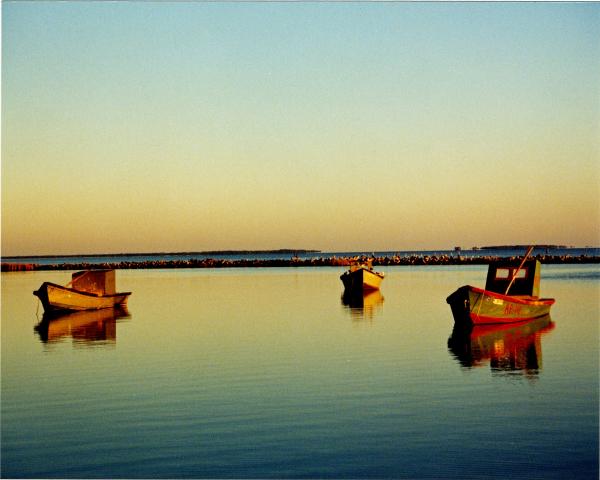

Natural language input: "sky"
[2,2,599,256]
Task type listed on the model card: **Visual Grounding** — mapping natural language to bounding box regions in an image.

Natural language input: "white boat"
[33,270,131,315]
[340,259,384,292]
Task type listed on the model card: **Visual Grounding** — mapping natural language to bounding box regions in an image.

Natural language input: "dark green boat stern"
[33,282,52,313]
[446,285,473,327]
[340,269,364,292]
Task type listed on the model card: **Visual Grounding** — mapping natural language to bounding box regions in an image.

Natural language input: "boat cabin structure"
[71,269,117,295]
[484,259,541,297]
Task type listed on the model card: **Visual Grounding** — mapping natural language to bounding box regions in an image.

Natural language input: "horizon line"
[3,244,598,259]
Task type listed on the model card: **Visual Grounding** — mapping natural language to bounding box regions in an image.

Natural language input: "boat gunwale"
[36,281,132,299]
[469,285,555,306]
[349,266,385,279]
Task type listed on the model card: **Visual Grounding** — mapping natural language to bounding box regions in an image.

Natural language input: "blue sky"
[2,2,599,255]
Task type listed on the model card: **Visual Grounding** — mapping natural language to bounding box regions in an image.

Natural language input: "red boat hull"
[447,285,555,326]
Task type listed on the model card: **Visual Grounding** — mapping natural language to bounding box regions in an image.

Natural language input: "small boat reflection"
[34,307,130,345]
[448,315,555,376]
[341,289,384,320]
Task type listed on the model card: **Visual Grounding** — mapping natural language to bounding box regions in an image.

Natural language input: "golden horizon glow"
[2,2,599,256]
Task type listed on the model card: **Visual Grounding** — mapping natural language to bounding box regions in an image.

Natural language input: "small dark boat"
[340,258,384,292]
[33,270,131,315]
[446,248,555,326]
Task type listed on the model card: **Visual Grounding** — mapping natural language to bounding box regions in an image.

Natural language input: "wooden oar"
[504,246,535,295]
[64,270,91,289]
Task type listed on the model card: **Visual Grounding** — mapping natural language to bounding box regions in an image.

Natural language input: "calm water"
[2,265,598,478]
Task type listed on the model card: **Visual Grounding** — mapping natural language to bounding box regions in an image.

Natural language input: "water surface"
[2,265,598,478]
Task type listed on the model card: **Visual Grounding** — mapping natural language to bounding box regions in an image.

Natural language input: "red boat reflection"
[34,307,130,345]
[448,315,555,375]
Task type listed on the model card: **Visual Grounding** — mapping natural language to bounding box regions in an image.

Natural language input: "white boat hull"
[34,282,131,314]
[341,266,384,292]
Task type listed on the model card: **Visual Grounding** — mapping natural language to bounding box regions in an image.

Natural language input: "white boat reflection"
[447,314,555,377]
[341,289,384,320]
[34,307,130,345]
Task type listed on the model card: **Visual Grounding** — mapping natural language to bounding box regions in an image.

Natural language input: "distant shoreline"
[478,244,571,250]
[2,249,321,260]
[2,253,599,271]
[3,245,598,260]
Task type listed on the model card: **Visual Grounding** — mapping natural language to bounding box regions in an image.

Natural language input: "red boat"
[446,252,555,326]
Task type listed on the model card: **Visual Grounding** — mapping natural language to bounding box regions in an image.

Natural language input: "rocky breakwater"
[2,253,598,271]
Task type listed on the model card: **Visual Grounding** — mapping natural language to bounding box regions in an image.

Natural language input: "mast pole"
[504,245,535,295]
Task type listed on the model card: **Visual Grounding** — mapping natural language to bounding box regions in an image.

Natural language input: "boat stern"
[340,270,359,291]
[446,285,473,327]
[33,283,52,312]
